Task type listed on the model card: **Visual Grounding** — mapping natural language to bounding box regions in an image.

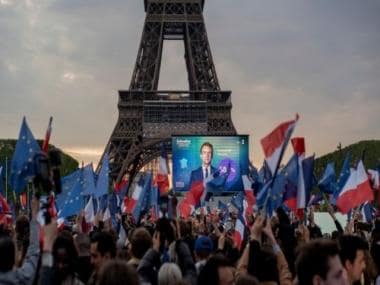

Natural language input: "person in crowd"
[0,197,40,285]
[307,207,323,240]
[235,273,259,285]
[74,233,93,284]
[127,227,152,269]
[138,217,196,285]
[237,214,292,285]
[97,260,139,285]
[371,234,380,284]
[157,263,183,285]
[15,215,30,267]
[326,204,344,238]
[275,207,297,275]
[88,231,117,285]
[339,234,368,285]
[197,253,235,285]
[295,239,349,285]
[178,219,195,259]
[39,224,84,285]
[194,235,213,274]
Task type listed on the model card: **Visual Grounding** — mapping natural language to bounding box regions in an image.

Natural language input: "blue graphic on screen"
[172,136,249,192]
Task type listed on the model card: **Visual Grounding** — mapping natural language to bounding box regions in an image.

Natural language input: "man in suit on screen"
[189,142,217,191]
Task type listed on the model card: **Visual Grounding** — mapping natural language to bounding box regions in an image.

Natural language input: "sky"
[0,0,379,169]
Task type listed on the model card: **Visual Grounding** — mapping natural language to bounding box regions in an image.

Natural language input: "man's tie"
[205,168,208,179]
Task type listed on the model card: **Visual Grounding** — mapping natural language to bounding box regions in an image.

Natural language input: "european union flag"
[259,160,272,184]
[56,168,81,211]
[206,160,231,194]
[256,174,286,216]
[331,153,351,204]
[10,117,41,194]
[318,162,336,194]
[249,164,263,194]
[281,155,299,186]
[231,191,244,213]
[302,155,315,206]
[132,173,150,222]
[94,154,109,198]
[150,185,159,220]
[58,178,84,218]
[140,172,153,213]
[81,164,96,196]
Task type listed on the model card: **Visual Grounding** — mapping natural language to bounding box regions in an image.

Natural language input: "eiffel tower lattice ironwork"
[103,0,236,186]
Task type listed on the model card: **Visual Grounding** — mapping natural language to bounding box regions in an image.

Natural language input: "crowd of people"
[1,196,380,285]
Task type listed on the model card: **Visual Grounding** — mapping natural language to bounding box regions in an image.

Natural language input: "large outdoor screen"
[172,135,249,193]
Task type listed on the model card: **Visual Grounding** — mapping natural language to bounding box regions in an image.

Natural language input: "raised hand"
[262,218,276,245]
[251,214,265,242]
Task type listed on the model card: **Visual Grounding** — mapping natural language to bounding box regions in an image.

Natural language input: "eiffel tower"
[103,0,236,186]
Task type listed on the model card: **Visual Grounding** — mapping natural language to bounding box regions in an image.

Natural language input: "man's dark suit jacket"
[188,165,217,188]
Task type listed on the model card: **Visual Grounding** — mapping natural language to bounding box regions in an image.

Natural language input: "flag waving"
[337,160,374,214]
[94,154,109,198]
[260,114,299,176]
[10,117,41,194]
[156,145,170,196]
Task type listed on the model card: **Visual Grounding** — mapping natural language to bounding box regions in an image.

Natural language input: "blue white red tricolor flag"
[337,160,374,214]
[156,146,170,196]
[260,114,299,176]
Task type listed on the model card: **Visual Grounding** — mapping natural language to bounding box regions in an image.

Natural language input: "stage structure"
[102,0,236,188]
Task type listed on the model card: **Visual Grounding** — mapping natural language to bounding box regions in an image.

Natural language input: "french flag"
[42,117,53,153]
[114,177,128,193]
[242,174,255,220]
[131,174,151,223]
[149,186,160,222]
[260,114,299,176]
[282,155,299,211]
[103,207,111,222]
[337,160,374,214]
[178,176,206,218]
[233,216,246,250]
[292,137,306,216]
[84,197,95,224]
[156,146,170,196]
[368,169,379,190]
[123,176,144,214]
[178,193,195,218]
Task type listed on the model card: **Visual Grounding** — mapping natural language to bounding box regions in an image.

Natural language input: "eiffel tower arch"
[103,0,236,186]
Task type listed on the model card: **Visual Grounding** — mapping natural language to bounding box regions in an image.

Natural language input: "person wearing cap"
[194,235,213,275]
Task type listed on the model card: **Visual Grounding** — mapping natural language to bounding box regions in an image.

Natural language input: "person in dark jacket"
[74,233,93,284]
[138,219,197,285]
[87,231,116,285]
[198,254,235,285]
[39,231,84,285]
[0,197,40,285]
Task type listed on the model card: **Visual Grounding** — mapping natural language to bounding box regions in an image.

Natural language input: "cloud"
[0,0,379,170]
